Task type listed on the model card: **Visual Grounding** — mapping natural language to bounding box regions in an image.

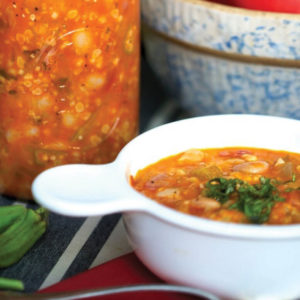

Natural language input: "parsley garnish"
[204,177,285,224]
[205,178,242,204]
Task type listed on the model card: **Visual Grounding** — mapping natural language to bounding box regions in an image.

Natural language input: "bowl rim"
[143,24,300,68]
[182,0,300,19]
[123,114,300,240]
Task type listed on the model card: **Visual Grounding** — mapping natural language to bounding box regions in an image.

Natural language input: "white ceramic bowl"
[141,0,300,118]
[32,114,300,300]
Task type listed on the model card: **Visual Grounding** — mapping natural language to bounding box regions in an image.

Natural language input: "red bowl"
[207,0,300,13]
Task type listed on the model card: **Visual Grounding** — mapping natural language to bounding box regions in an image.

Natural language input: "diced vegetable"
[192,165,222,180]
[275,161,294,182]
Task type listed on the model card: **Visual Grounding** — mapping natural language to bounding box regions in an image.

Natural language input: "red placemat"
[39,253,201,299]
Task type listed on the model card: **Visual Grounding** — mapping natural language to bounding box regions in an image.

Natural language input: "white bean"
[86,74,105,89]
[191,196,221,210]
[233,161,269,174]
[178,149,204,162]
[156,188,180,199]
[73,30,92,53]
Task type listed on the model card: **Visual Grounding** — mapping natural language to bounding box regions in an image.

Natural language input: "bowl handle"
[31,162,146,217]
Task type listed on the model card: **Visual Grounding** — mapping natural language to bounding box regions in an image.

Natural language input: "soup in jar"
[0,0,139,199]
[131,147,300,225]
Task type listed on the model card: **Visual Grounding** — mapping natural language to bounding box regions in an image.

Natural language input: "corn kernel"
[16,33,25,44]
[101,124,110,134]
[98,16,106,24]
[75,102,84,113]
[23,81,32,88]
[29,14,36,22]
[17,56,25,68]
[113,57,120,66]
[90,135,102,146]
[62,113,76,127]
[32,88,42,96]
[67,10,78,19]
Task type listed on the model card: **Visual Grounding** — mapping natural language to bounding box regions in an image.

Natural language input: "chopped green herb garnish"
[204,177,285,224]
[205,178,242,204]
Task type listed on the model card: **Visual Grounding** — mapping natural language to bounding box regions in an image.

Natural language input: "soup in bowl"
[32,114,300,300]
[131,146,300,225]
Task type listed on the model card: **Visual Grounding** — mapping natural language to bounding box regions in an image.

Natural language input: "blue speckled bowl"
[141,0,300,118]
[142,0,300,59]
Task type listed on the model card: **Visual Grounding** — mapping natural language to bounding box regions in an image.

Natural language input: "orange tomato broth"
[0,0,139,199]
[131,147,300,225]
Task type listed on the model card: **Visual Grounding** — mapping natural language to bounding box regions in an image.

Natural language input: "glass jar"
[0,0,140,199]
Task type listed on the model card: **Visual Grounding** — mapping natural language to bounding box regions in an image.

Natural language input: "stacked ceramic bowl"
[141,0,300,118]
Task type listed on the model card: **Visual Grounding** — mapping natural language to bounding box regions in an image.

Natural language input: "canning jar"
[0,0,140,199]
